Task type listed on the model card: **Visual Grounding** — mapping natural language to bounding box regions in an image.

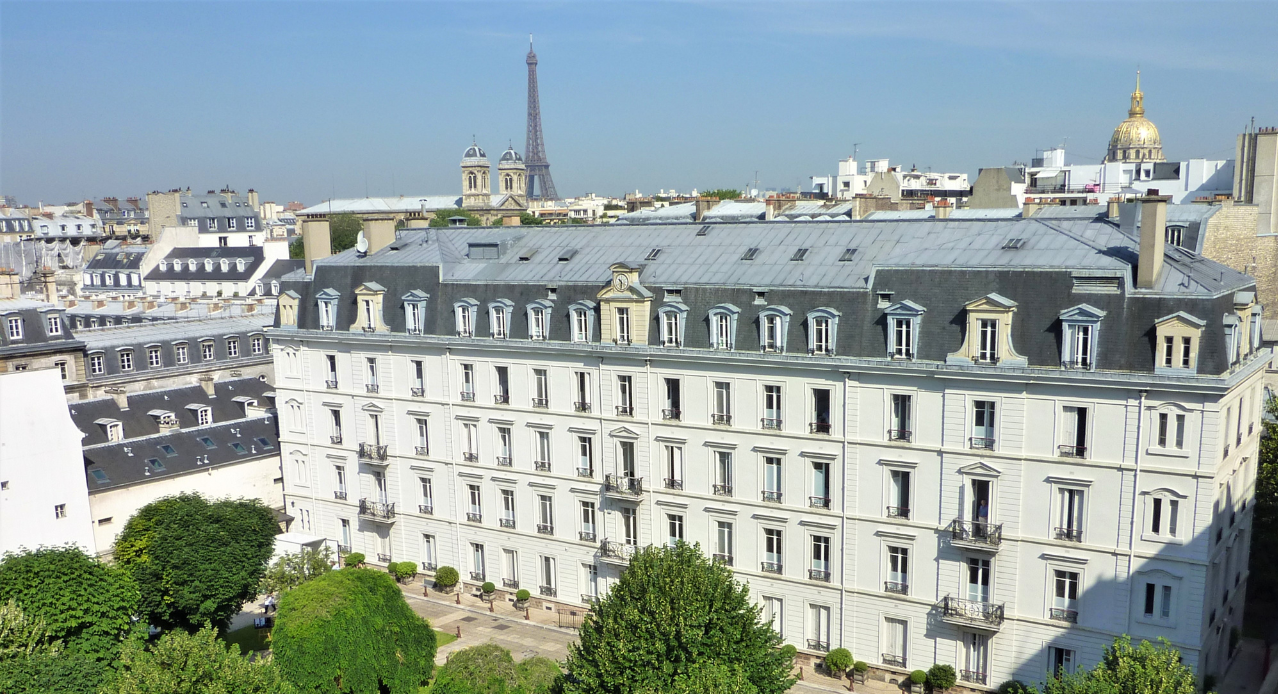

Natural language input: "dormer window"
[1154,312,1204,375]
[403,291,429,335]
[1165,225,1185,247]
[806,308,840,356]
[103,420,123,442]
[246,217,256,230]
[488,300,513,339]
[45,313,61,336]
[1059,304,1106,370]
[159,261,167,272]
[884,301,925,360]
[219,259,229,272]
[271,281,280,295]
[948,293,1025,367]
[317,288,340,331]
[569,301,596,343]
[977,320,998,363]
[658,303,688,347]
[615,307,631,344]
[758,307,792,353]
[527,301,552,340]
[236,259,246,272]
[188,260,197,272]
[208,218,217,231]
[454,299,479,337]
[227,217,237,230]
[204,259,214,272]
[708,304,740,350]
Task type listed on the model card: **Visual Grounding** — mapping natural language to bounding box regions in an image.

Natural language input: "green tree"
[1039,636,1203,694]
[559,543,794,694]
[0,598,112,694]
[115,494,278,631]
[519,212,544,226]
[114,626,295,694]
[660,660,758,694]
[429,644,559,694]
[1250,395,1278,590]
[699,189,741,200]
[329,213,363,254]
[288,237,304,259]
[259,546,334,595]
[273,568,436,693]
[428,209,482,227]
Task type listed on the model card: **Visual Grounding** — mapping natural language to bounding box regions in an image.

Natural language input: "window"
[713,381,732,425]
[539,556,556,593]
[572,307,591,342]
[530,306,546,340]
[811,316,832,355]
[460,364,475,400]
[467,484,482,520]
[318,297,336,330]
[462,422,478,461]
[577,436,594,476]
[884,617,908,667]
[326,354,338,386]
[147,347,162,368]
[54,504,67,519]
[1064,323,1094,368]
[250,335,263,355]
[892,317,913,358]
[889,394,912,441]
[971,401,995,448]
[414,418,429,455]
[494,366,510,404]
[661,307,683,347]
[329,409,342,443]
[1149,495,1180,538]
[45,314,60,335]
[977,319,998,362]
[583,563,599,599]
[575,371,591,411]
[616,376,633,415]
[580,501,597,540]
[89,354,104,375]
[1057,488,1085,542]
[663,445,683,489]
[714,451,733,496]
[763,528,783,573]
[963,633,990,685]
[535,430,551,469]
[490,303,509,339]
[763,456,782,502]
[621,507,638,545]
[175,344,188,365]
[763,596,784,636]
[762,385,782,429]
[810,461,830,509]
[1155,411,1186,450]
[966,557,991,603]
[888,469,911,519]
[104,421,123,442]
[197,406,212,426]
[201,342,214,361]
[118,350,133,371]
[1048,647,1075,678]
[1142,581,1175,621]
[713,312,733,349]
[810,535,831,580]
[1162,336,1174,367]
[56,361,67,380]
[455,301,476,336]
[811,388,831,434]
[418,477,434,513]
[760,308,791,352]
[664,378,681,420]
[619,440,636,478]
[411,360,425,395]
[1052,570,1080,622]
[496,488,514,528]
[334,465,347,498]
[615,307,631,344]
[808,605,831,651]
[667,513,684,545]
[532,369,548,407]
[1060,406,1088,457]
[471,543,486,580]
[886,546,910,594]
[715,521,733,564]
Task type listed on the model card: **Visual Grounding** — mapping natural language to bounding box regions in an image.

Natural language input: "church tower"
[1104,71,1166,164]
[461,142,491,209]
[497,145,527,207]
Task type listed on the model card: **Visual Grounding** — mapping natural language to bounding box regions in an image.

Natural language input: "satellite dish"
[355,231,369,257]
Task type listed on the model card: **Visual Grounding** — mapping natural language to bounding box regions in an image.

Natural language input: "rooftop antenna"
[852,143,860,161]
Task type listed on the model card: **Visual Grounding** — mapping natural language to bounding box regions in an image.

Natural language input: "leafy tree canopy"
[273,568,436,694]
[428,209,482,227]
[0,546,140,660]
[114,625,295,694]
[519,212,544,226]
[700,189,741,200]
[115,494,278,631]
[329,213,363,254]
[560,543,793,694]
[0,598,112,694]
[429,643,559,694]
[288,237,304,260]
[259,546,334,595]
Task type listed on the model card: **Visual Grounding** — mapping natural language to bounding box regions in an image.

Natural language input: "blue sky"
[2,1,1276,205]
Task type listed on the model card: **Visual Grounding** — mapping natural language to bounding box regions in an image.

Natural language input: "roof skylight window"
[90,469,109,484]
[790,248,809,261]
[146,458,165,472]
[645,248,661,260]
[230,442,248,454]
[839,248,858,261]
[1002,238,1026,250]
[198,437,216,449]
[741,248,759,261]
[254,437,274,450]
[696,226,710,236]
[159,444,177,457]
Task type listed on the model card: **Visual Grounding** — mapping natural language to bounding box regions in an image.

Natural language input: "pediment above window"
[1154,311,1205,329]
[1059,303,1107,322]
[956,461,1002,477]
[966,293,1017,311]
[884,300,926,316]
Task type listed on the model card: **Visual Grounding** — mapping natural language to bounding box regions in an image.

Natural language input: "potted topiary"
[481,581,496,601]
[514,588,531,609]
[780,644,797,663]
[434,565,459,593]
[927,664,957,693]
[852,661,868,685]
[908,669,927,694]
[393,561,418,583]
[997,680,1031,694]
[343,552,365,568]
[824,648,853,679]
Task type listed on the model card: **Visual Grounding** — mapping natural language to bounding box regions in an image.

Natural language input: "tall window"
[762,385,782,429]
[1060,406,1088,457]
[1052,570,1080,622]
[664,445,683,489]
[365,358,378,390]
[503,549,518,586]
[148,347,162,368]
[362,299,376,330]
[329,409,342,442]
[460,364,475,400]
[175,344,188,365]
[1162,336,1175,367]
[535,430,551,469]
[494,366,510,403]
[971,401,996,448]
[892,317,913,358]
[575,372,591,411]
[713,381,732,425]
[715,313,732,350]
[1057,488,1085,542]
[714,451,733,496]
[621,507,638,545]
[1150,496,1179,538]
[119,350,133,371]
[887,546,910,593]
[45,314,61,335]
[467,484,482,519]
[763,457,782,502]
[572,308,590,342]
[812,388,831,434]
[492,306,508,339]
[501,489,515,526]
[619,441,636,478]
[577,436,594,476]
[617,376,633,415]
[666,513,684,544]
[580,501,597,539]
[811,316,831,355]
[888,469,911,519]
[977,319,998,363]
[412,360,425,395]
[1157,412,1186,449]
[808,605,831,651]
[201,342,214,361]
[763,528,783,572]
[1064,323,1093,368]
[664,378,681,419]
[89,353,104,375]
[462,422,478,461]
[763,597,784,636]
[419,477,433,513]
[1048,648,1075,678]
[319,299,336,330]
[966,558,991,603]
[884,617,908,666]
[662,311,681,347]
[538,494,554,533]
[615,307,631,344]
[457,304,474,336]
[810,535,831,580]
[763,314,782,352]
[496,426,512,465]
[890,394,912,441]
[530,307,546,340]
[533,369,549,407]
[540,556,556,593]
[471,543,486,580]
[715,521,733,564]
[406,301,423,334]
[810,461,830,508]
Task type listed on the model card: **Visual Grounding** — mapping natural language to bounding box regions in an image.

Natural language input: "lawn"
[435,629,458,647]
[221,622,272,655]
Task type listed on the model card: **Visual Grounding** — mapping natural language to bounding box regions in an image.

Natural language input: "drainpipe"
[838,371,851,649]
[1125,389,1148,634]
[444,347,464,575]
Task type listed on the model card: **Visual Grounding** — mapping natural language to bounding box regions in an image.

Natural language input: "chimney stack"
[301,218,332,275]
[364,216,396,255]
[198,375,216,397]
[0,269,19,300]
[1106,196,1121,219]
[40,267,57,303]
[934,199,952,219]
[694,197,717,223]
[1136,192,1171,289]
[1021,197,1041,218]
[105,386,129,411]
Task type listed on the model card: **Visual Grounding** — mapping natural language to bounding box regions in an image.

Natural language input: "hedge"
[344,552,365,567]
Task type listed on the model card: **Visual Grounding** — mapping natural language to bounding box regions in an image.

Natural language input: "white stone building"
[271,200,1262,689]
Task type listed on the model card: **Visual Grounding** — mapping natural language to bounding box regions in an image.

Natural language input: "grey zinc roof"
[79,315,272,351]
[298,196,463,216]
[83,416,277,492]
[70,377,275,446]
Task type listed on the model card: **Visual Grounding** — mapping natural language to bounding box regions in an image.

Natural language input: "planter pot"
[909,683,925,694]
[513,600,528,610]
[436,583,458,594]
[853,671,866,685]
[480,591,496,602]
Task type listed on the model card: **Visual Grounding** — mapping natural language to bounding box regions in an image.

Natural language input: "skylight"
[90,469,109,484]
[159,444,177,456]
[146,458,165,472]
[839,248,858,262]
[1002,238,1026,250]
[254,437,274,450]
[230,442,248,454]
[198,437,216,449]
[645,248,661,260]
[790,248,809,261]
[741,248,759,261]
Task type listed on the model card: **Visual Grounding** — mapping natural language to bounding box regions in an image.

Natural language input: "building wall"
[1197,202,1274,304]
[272,333,1264,686]
[88,456,283,558]
[0,369,96,554]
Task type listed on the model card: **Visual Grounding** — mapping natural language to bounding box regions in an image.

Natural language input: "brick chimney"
[694,197,717,223]
[934,199,952,219]
[1021,197,1041,218]
[1137,191,1171,289]
[198,375,216,397]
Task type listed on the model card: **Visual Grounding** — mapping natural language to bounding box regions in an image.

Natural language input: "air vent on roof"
[646,248,661,260]
[1001,238,1026,250]
[741,248,760,261]
[791,248,809,261]
[557,249,578,262]
[696,225,711,236]
[1072,276,1122,293]
[839,248,857,262]
[518,249,537,262]
[468,243,500,259]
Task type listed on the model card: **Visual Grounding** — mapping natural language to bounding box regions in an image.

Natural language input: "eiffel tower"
[524,37,558,200]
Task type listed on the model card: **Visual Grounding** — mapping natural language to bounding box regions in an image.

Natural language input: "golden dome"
[1104,71,1165,163]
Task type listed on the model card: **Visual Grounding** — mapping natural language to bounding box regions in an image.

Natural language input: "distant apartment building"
[147,188,266,247]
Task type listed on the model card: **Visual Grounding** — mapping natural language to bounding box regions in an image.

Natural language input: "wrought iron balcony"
[884,581,909,595]
[494,393,510,405]
[377,553,391,563]
[604,474,643,496]
[664,477,683,490]
[500,518,515,529]
[466,512,482,523]
[974,354,1000,365]
[462,452,478,463]
[581,593,599,604]
[712,553,734,566]
[503,578,519,589]
[761,417,782,430]
[334,490,348,501]
[365,383,379,394]
[760,561,783,574]
[940,595,1005,630]
[1050,608,1078,623]
[460,391,475,402]
[809,496,831,510]
[969,436,995,450]
[536,523,554,535]
[662,408,681,421]
[534,460,551,472]
[888,429,912,442]
[574,401,592,413]
[415,446,429,457]
[531,397,548,409]
[578,530,596,542]
[712,484,733,497]
[712,413,732,426]
[418,504,433,515]
[1058,444,1087,458]
[358,443,388,462]
[762,490,782,503]
[470,571,485,581]
[411,387,425,397]
[539,585,556,597]
[576,467,594,478]
[421,561,437,572]
[960,670,988,685]
[358,499,396,522]
[949,519,1003,550]
[809,346,834,356]
[887,506,910,520]
[808,568,831,582]
[806,639,830,652]
[809,422,832,435]
[616,405,634,417]
[325,379,338,389]
[338,544,351,553]
[495,456,512,467]
[330,434,343,445]
[882,654,906,669]
[600,540,637,563]
[1055,526,1084,542]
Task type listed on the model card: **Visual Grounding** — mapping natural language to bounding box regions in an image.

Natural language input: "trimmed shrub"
[780,645,797,661]
[344,552,365,567]
[273,568,436,693]
[824,648,853,674]
[927,663,957,690]
[481,581,496,594]
[515,589,531,601]
[435,565,459,587]
[909,670,927,685]
[392,562,417,581]
[997,680,1032,694]
[853,661,869,673]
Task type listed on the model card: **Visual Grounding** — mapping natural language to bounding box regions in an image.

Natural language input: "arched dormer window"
[657,302,688,347]
[204,259,214,272]
[707,304,740,350]
[403,290,429,335]
[569,300,597,343]
[236,258,246,272]
[884,301,924,359]
[316,288,340,331]
[270,281,280,296]
[453,298,479,337]
[219,259,229,272]
[806,307,841,356]
[158,260,167,272]
[526,300,553,340]
[488,299,514,339]
[1059,304,1106,370]
[757,306,792,353]
[188,259,197,272]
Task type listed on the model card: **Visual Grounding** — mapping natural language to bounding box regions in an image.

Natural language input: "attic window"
[790,248,809,262]
[877,292,894,308]
[230,442,249,455]
[839,248,858,262]
[90,469,109,484]
[696,226,710,237]
[1001,238,1026,250]
[146,458,165,472]
[518,250,537,262]
[198,437,216,449]
[468,243,500,260]
[254,437,274,450]
[159,444,177,456]
[741,248,760,261]
[646,248,662,260]
[557,249,578,262]
[1072,276,1122,294]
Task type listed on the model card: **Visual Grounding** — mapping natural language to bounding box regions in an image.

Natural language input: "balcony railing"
[500,518,515,529]
[377,553,391,563]
[1060,359,1092,370]
[576,467,594,478]
[411,386,425,397]
[940,596,1005,628]
[358,443,388,462]
[808,568,831,582]
[462,452,478,463]
[496,456,512,467]
[421,561,437,572]
[579,530,596,542]
[503,578,519,589]
[334,490,348,501]
[960,670,988,685]
[760,561,783,574]
[604,474,643,495]
[1050,607,1078,623]
[761,418,782,430]
[494,393,510,405]
[882,654,906,669]
[884,581,909,595]
[581,593,599,605]
[887,506,910,520]
[762,490,782,503]
[809,496,831,510]
[616,405,634,417]
[338,544,351,553]
[325,379,338,389]
[466,512,482,523]
[662,408,681,421]
[809,422,832,435]
[574,401,592,413]
[418,504,433,515]
[531,397,548,409]
[1055,526,1084,543]
[536,523,554,535]
[949,519,1003,548]
[460,391,475,402]
[713,484,733,497]
[806,639,830,652]
[1058,444,1087,458]
[415,446,429,457]
[534,461,551,472]
[470,571,485,581]
[712,413,732,426]
[358,499,396,522]
[664,478,683,490]
[600,540,637,561]
[330,435,343,445]
[969,436,995,450]
[712,553,734,566]
[888,429,912,442]
[366,384,379,394]
[539,585,557,597]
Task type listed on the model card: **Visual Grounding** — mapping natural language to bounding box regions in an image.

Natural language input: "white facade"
[1021,148,1234,205]
[0,369,96,554]
[273,332,1263,687]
